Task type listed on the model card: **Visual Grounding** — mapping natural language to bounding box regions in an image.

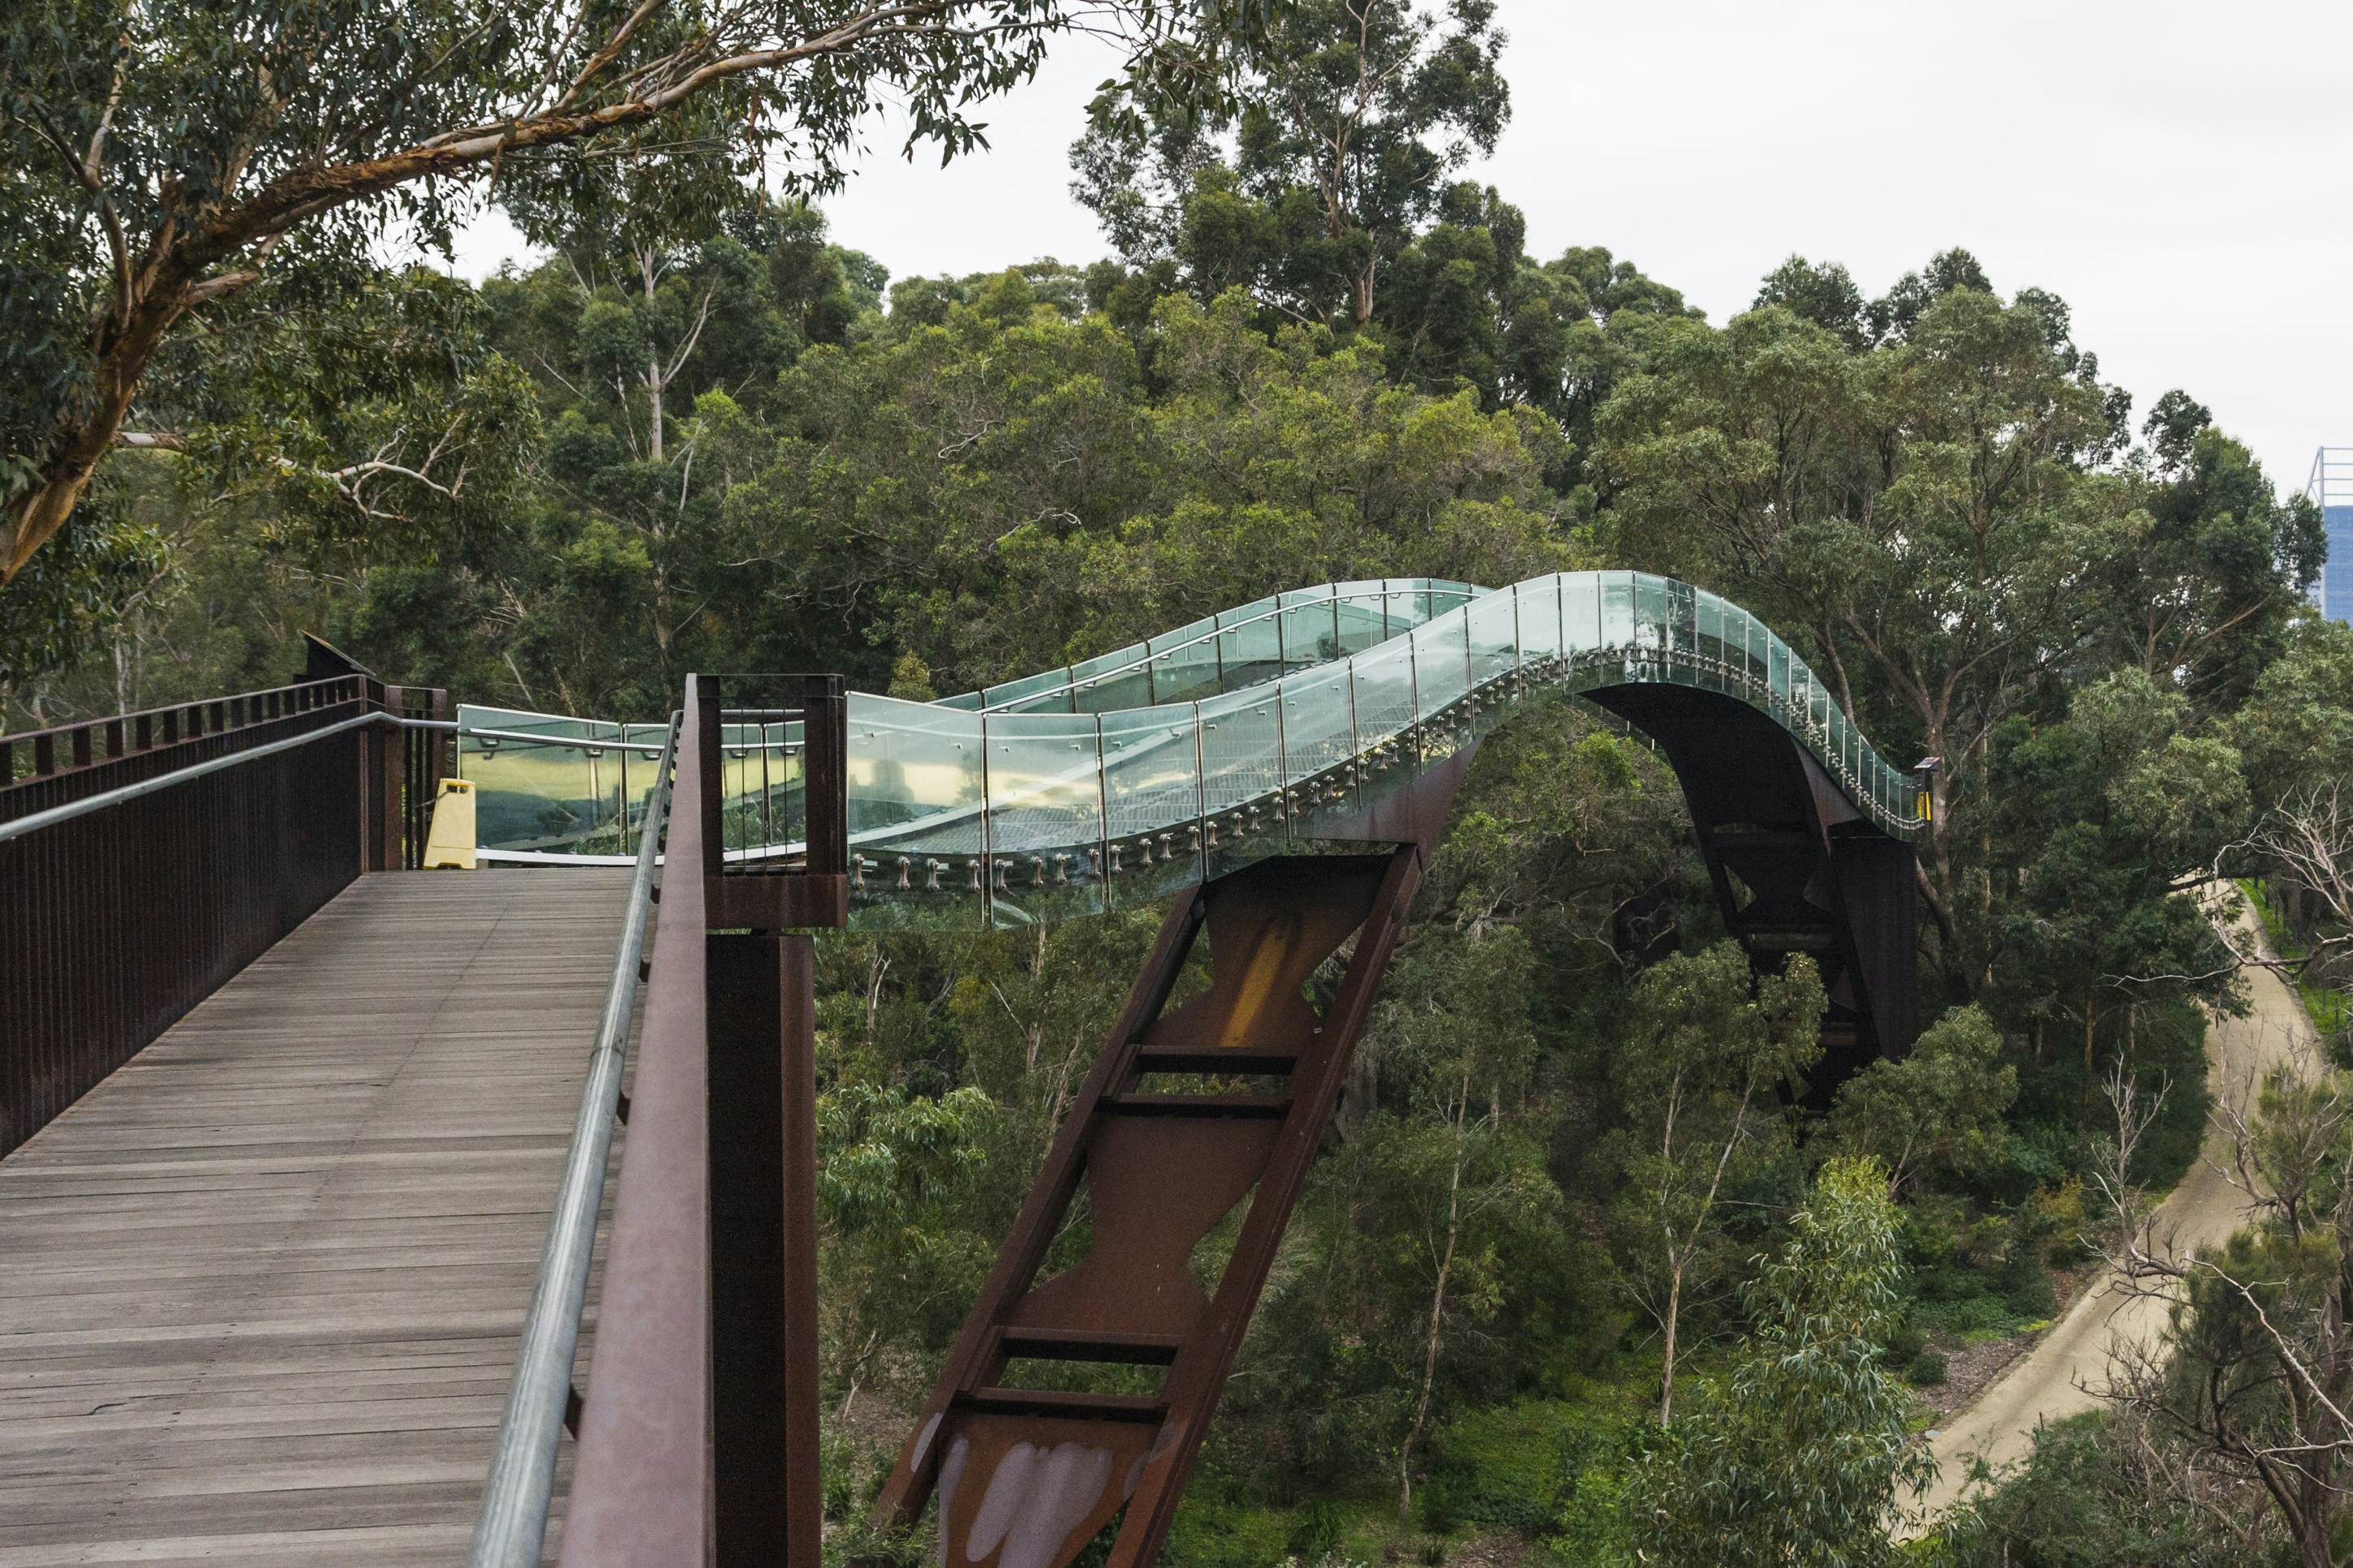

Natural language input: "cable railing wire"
[467,711,680,1568]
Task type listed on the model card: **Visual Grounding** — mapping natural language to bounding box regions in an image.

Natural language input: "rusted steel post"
[780,931,824,1568]
[707,930,794,1562]
[699,674,845,1567]
[373,685,406,872]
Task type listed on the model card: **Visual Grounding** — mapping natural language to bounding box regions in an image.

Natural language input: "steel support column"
[706,931,824,1567]
[875,846,1426,1568]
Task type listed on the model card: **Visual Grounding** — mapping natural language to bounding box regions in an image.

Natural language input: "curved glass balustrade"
[458,572,1929,922]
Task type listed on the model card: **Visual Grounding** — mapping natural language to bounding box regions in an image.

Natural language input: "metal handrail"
[458,722,798,754]
[467,711,681,1568]
[0,711,385,844]
[968,579,1475,713]
[0,672,368,752]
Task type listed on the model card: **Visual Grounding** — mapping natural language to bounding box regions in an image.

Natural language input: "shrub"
[1164,1490,1295,1568]
[2030,1178,2093,1265]
[1284,1500,1345,1562]
[1907,1350,1950,1386]
[1998,1252,2058,1317]
[1422,1399,1572,1535]
[1914,1294,2011,1336]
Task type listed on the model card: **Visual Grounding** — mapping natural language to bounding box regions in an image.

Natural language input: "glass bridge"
[452,570,1927,928]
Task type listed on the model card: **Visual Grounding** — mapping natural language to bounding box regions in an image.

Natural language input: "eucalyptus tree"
[0,0,1284,586]
[1639,1157,1934,1567]
[1073,0,1510,329]
[1603,942,1824,1425]
[1598,280,2131,982]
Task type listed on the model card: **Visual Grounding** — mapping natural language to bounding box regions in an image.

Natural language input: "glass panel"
[1466,591,1519,690]
[1386,582,1426,640]
[1280,667,1355,787]
[982,713,1107,923]
[844,695,987,902]
[1634,574,1667,658]
[1516,578,1564,659]
[1674,580,1698,652]
[1350,636,1417,748]
[1278,589,1340,673]
[1073,664,1153,714]
[983,714,1103,855]
[1412,621,1471,720]
[1332,582,1391,656]
[1067,647,1133,685]
[1196,686,1284,818]
[1601,572,1636,648]
[1768,634,1790,702]
[1695,592,1725,691]
[1216,612,1284,692]
[1151,614,1217,653]
[1564,572,1601,654]
[1099,705,1205,900]
[1149,626,1224,705]
[983,666,1072,712]
[463,734,608,853]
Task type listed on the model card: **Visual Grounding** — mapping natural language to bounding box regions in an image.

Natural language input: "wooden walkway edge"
[0,871,635,1566]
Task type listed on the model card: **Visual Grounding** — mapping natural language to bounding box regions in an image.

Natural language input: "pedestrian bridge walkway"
[0,872,632,1566]
[0,578,1928,1568]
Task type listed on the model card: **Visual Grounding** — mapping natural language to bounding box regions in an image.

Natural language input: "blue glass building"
[2312,448,2353,622]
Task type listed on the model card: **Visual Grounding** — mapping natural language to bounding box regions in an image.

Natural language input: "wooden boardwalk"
[0,870,634,1566]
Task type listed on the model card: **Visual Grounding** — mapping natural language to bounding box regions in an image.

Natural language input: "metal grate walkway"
[0,871,633,1566]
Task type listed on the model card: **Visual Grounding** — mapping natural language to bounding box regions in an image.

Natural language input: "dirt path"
[1907,889,2316,1526]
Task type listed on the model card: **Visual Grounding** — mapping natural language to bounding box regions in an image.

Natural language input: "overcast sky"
[450,0,2350,495]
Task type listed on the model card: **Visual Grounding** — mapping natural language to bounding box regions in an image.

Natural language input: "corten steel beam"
[873,845,1425,1568]
[697,675,843,1566]
[1588,684,1921,1084]
[706,930,824,1566]
[568,674,845,1568]
[697,674,849,930]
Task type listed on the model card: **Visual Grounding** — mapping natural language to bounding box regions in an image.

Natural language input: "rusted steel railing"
[561,674,848,1568]
[0,656,446,1158]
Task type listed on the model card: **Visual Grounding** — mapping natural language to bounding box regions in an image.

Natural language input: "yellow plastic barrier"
[422,779,477,870]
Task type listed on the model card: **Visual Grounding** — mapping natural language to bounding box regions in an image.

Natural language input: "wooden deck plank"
[0,871,634,1566]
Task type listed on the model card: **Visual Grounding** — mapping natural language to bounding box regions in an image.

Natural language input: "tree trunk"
[1399,1075,1470,1523]
[1659,1266,1681,1427]
[5,279,191,579]
[639,248,666,463]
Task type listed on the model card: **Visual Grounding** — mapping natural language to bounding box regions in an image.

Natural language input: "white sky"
[449,0,2352,494]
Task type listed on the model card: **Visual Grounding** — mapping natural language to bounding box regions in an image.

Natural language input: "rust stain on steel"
[1007,1114,1282,1342]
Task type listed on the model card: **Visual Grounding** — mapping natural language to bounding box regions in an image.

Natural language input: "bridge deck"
[0,870,634,1566]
